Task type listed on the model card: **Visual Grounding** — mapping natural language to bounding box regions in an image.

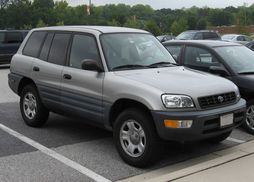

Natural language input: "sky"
[66,0,253,9]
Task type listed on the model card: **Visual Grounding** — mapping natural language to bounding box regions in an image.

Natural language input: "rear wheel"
[113,108,161,168]
[207,131,231,143]
[243,101,254,134]
[20,84,49,127]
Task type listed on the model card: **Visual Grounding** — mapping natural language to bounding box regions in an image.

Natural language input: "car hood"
[114,66,238,98]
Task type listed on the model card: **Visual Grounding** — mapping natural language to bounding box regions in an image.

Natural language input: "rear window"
[48,33,71,65]
[23,31,47,57]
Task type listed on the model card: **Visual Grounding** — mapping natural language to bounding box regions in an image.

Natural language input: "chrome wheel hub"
[246,105,254,130]
[120,120,146,158]
[23,92,37,120]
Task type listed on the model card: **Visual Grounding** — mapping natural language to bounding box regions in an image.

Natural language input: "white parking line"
[226,137,245,144]
[0,123,111,182]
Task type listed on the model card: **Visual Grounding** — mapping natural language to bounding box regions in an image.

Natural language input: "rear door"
[31,31,72,109]
[61,33,104,123]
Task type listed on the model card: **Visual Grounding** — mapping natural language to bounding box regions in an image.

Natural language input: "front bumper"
[152,99,246,142]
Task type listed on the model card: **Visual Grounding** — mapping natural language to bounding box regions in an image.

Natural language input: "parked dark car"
[0,30,28,65]
[246,41,254,51]
[157,34,174,42]
[163,40,254,134]
[176,30,221,40]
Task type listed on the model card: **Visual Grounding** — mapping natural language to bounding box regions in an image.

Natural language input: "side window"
[237,36,244,41]
[244,36,252,42]
[203,32,219,40]
[194,33,202,40]
[184,46,220,69]
[23,31,47,57]
[69,34,100,69]
[0,32,4,44]
[165,45,182,62]
[39,33,54,61]
[48,33,71,66]
[5,32,23,43]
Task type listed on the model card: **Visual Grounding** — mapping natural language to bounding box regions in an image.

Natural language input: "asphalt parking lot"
[0,67,253,182]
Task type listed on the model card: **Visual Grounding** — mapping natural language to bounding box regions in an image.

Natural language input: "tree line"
[0,0,254,36]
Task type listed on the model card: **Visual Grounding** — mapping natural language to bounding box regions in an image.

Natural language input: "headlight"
[162,94,194,108]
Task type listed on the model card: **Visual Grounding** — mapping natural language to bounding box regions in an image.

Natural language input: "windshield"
[176,32,195,40]
[215,46,254,74]
[221,35,235,40]
[100,33,176,71]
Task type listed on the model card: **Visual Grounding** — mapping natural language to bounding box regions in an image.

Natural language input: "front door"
[61,33,104,123]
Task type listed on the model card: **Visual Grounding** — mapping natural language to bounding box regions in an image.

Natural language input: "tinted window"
[39,33,54,61]
[0,32,4,44]
[203,32,219,39]
[165,45,182,62]
[48,33,71,65]
[184,46,220,68]
[194,33,202,40]
[69,34,100,69]
[5,32,23,43]
[23,31,47,57]
[237,36,244,41]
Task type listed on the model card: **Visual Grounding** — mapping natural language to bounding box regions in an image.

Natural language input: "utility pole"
[87,0,91,15]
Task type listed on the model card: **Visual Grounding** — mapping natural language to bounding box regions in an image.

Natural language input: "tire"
[243,100,254,134]
[207,131,232,143]
[20,84,49,127]
[113,108,161,168]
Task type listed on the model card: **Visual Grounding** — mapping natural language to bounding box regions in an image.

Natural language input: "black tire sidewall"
[20,84,49,127]
[113,108,160,168]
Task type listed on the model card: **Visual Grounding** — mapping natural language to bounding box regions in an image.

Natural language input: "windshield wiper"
[238,71,254,75]
[112,64,149,70]
[148,62,178,68]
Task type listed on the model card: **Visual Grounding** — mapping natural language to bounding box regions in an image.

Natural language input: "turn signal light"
[164,120,193,128]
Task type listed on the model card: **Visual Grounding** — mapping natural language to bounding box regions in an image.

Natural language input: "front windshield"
[176,32,195,40]
[221,35,235,40]
[215,46,254,74]
[100,33,176,70]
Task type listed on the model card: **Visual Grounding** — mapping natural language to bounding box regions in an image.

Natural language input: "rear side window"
[23,31,47,57]
[48,33,71,65]
[5,32,23,43]
[203,32,219,39]
[39,33,54,61]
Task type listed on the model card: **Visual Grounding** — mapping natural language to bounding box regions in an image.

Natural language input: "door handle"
[63,74,72,80]
[33,66,40,72]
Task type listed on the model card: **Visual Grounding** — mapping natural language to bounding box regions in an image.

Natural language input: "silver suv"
[9,26,246,167]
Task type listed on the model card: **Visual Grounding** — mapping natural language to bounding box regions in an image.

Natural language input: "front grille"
[198,92,236,109]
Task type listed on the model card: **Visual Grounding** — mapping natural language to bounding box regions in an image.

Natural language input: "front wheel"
[20,84,49,127]
[243,101,254,134]
[113,108,161,168]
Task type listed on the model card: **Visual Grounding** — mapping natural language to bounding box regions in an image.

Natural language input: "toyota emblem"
[218,96,224,103]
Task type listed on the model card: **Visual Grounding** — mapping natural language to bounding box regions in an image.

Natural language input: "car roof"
[163,40,242,48]
[181,30,217,33]
[222,34,244,37]
[32,26,149,34]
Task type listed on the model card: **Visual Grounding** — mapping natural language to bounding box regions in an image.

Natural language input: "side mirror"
[209,66,229,77]
[81,59,103,72]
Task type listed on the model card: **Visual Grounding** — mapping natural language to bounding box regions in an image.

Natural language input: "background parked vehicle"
[175,30,221,40]
[245,41,254,51]
[8,26,245,167]
[157,34,175,42]
[163,40,254,134]
[0,30,28,65]
[221,34,252,45]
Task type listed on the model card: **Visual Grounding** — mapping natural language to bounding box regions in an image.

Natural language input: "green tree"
[36,19,47,27]
[171,18,188,36]
[144,20,161,36]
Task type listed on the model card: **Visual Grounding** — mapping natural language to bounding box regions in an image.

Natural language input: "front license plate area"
[220,113,233,128]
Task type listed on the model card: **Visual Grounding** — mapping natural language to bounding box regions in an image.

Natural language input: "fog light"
[164,120,193,128]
